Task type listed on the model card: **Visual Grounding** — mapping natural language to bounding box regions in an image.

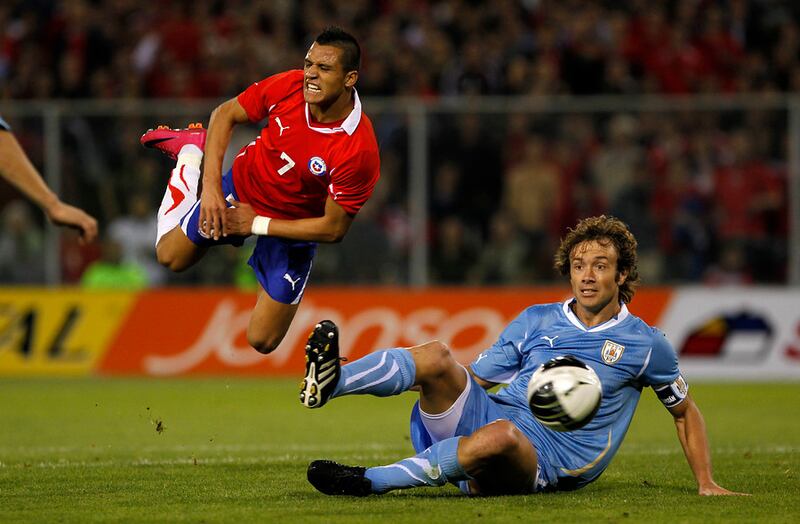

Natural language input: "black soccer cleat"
[307,460,373,496]
[299,320,344,408]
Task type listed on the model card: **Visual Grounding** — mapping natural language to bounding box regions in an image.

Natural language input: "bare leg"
[306,339,539,496]
[408,341,469,414]
[310,417,539,496]
[158,226,297,354]
[323,340,468,408]
[458,420,539,495]
[155,227,207,271]
[410,344,538,494]
[246,286,299,354]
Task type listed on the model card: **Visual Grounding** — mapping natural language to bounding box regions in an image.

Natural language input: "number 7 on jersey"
[277,151,295,176]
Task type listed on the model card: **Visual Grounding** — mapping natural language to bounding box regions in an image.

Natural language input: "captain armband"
[653,374,689,408]
[251,216,271,236]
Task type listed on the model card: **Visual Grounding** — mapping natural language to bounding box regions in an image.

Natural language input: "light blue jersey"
[470,299,685,490]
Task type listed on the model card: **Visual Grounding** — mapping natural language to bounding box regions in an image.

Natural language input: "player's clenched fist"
[199,186,227,240]
[224,200,257,236]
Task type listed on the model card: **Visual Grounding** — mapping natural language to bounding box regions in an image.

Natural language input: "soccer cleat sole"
[299,321,341,409]
[300,359,339,408]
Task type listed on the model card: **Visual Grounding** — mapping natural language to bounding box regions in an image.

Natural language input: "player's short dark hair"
[554,215,641,304]
[315,26,361,73]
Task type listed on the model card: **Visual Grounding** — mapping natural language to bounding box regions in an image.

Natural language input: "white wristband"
[251,216,271,236]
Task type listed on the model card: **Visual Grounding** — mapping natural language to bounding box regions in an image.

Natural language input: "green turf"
[0,379,798,523]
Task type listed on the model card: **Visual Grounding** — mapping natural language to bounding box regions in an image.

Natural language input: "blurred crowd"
[2,0,799,98]
[0,0,796,286]
[422,109,787,285]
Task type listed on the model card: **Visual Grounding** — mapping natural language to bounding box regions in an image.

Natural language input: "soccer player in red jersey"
[141,27,380,354]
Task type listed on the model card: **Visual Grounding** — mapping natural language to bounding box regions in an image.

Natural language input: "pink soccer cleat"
[140,123,207,160]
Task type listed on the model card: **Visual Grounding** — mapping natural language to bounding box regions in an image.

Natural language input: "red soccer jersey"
[233,70,380,219]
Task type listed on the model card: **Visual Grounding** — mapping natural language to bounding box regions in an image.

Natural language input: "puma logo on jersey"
[283,273,302,291]
[275,117,290,136]
[236,140,256,159]
[541,335,559,348]
[328,183,343,200]
[475,351,488,363]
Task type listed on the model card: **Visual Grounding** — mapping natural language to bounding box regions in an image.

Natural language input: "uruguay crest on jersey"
[601,340,625,364]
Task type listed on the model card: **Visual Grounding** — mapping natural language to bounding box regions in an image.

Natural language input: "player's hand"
[45,200,99,245]
[698,482,750,496]
[224,199,257,236]
[199,185,227,240]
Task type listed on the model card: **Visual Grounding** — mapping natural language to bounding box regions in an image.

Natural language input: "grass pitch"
[0,379,798,523]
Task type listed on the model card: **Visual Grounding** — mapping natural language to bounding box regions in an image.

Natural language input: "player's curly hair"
[315,26,361,73]
[554,215,640,303]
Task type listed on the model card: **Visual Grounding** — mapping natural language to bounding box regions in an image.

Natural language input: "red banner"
[99,287,671,377]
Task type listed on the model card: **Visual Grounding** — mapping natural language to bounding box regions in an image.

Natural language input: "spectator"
[703,240,754,285]
[591,114,643,208]
[502,135,560,238]
[468,211,529,285]
[80,236,148,290]
[107,192,166,286]
[0,200,45,283]
[431,215,478,284]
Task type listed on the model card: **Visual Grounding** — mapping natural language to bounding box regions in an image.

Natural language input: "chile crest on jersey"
[308,156,327,176]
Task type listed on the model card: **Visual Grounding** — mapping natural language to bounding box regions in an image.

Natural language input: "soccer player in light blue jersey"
[0,114,97,244]
[301,215,746,496]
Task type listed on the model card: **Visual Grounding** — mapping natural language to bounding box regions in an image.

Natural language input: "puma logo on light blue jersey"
[541,335,559,348]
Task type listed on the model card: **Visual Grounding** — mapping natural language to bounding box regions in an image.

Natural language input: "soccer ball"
[527,355,602,432]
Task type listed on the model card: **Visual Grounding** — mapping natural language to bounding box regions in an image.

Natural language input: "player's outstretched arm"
[669,394,749,496]
[0,129,98,244]
[201,97,249,240]
[225,196,353,243]
[45,201,99,245]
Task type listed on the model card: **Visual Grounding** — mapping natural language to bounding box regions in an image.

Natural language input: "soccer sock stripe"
[332,348,415,398]
[156,163,201,245]
[364,437,470,494]
[344,352,388,386]
[344,361,399,394]
[372,464,427,485]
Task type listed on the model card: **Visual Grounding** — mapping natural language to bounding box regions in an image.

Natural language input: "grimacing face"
[569,239,627,321]
[303,43,356,106]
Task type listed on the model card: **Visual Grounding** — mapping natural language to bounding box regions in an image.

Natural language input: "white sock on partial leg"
[155,146,203,245]
[177,144,203,170]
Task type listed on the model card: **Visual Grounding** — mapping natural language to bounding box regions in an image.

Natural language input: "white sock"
[177,144,203,170]
[155,145,203,245]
